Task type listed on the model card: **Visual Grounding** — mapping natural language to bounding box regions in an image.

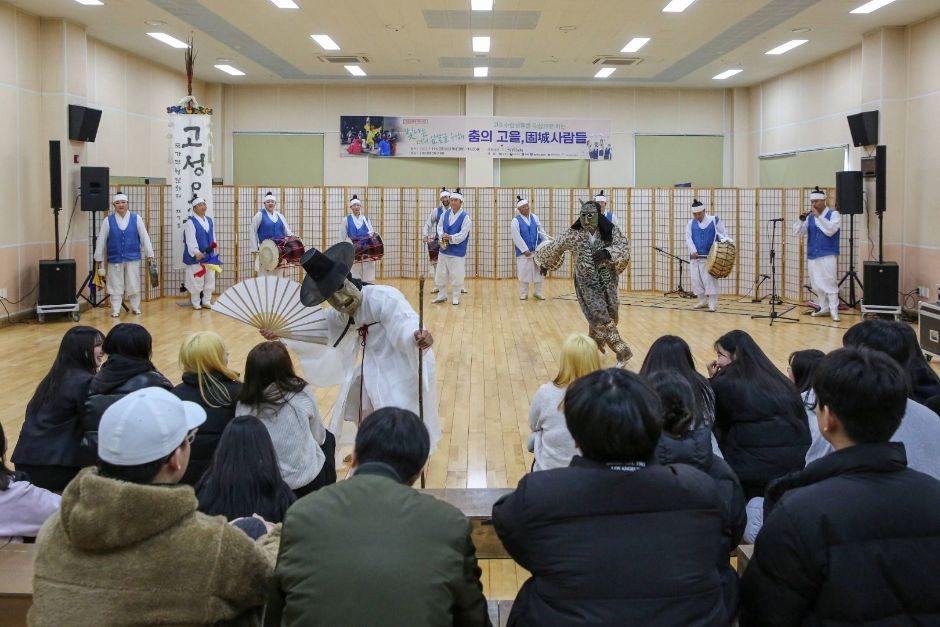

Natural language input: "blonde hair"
[553,333,602,387]
[179,331,241,408]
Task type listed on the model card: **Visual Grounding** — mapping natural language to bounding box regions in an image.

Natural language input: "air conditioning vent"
[592,56,643,67]
[318,55,371,64]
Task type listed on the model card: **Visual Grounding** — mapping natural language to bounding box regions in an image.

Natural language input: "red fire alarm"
[73,155,80,164]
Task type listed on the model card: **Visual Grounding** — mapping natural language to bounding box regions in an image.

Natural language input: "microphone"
[767,217,785,222]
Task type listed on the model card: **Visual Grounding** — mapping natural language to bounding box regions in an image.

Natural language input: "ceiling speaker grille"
[593,57,644,67]
[318,55,371,64]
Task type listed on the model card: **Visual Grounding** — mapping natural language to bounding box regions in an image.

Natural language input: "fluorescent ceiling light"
[474,67,488,77]
[712,68,743,80]
[662,0,697,12]
[73,0,104,5]
[595,67,616,78]
[311,34,340,50]
[270,0,299,7]
[472,36,491,53]
[345,65,366,77]
[850,0,897,14]
[147,32,189,49]
[621,37,650,53]
[214,64,245,76]
[765,39,808,55]
[471,0,494,9]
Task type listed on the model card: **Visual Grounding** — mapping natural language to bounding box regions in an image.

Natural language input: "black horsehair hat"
[299,242,354,307]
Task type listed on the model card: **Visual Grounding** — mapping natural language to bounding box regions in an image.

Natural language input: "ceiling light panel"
[712,69,743,80]
[147,33,189,49]
[214,64,245,76]
[345,65,366,76]
[311,34,340,50]
[474,67,488,77]
[765,39,808,55]
[471,0,494,9]
[472,36,491,53]
[269,0,299,8]
[850,0,898,14]
[595,67,616,78]
[662,0,697,13]
[621,37,650,53]
[73,0,104,5]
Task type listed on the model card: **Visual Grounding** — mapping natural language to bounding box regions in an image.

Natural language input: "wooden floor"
[0,278,886,597]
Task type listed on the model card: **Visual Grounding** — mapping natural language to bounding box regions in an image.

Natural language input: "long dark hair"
[639,335,714,427]
[102,323,153,361]
[195,415,296,522]
[28,326,103,411]
[646,371,695,436]
[238,342,306,406]
[714,329,805,416]
[891,321,940,391]
[788,349,825,395]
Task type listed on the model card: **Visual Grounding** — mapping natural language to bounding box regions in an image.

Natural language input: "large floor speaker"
[39,259,77,306]
[863,261,899,307]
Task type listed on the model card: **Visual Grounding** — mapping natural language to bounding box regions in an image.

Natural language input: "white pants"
[351,260,376,283]
[105,260,142,315]
[516,255,543,296]
[808,255,839,314]
[435,254,466,295]
[690,258,719,307]
[185,264,216,307]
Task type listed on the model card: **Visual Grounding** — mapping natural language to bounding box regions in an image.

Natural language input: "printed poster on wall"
[340,115,612,160]
[169,112,213,270]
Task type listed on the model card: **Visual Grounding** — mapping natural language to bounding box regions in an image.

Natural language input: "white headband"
[691,200,705,213]
[113,193,128,203]
[349,196,362,207]
[450,191,464,202]
[516,197,529,209]
[263,192,277,203]
[190,196,206,207]
[810,191,826,200]
[440,189,451,199]
[594,192,607,203]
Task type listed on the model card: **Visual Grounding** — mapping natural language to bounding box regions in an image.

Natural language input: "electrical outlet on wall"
[919,286,931,298]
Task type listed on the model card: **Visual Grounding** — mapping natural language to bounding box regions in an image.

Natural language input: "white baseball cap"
[98,387,206,466]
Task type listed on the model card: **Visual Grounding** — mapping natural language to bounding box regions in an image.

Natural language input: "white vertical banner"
[170,113,213,270]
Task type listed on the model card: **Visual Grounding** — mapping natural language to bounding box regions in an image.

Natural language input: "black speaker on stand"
[835,171,864,307]
[37,141,79,322]
[76,167,111,308]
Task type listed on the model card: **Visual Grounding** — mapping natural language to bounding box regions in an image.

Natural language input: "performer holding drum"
[687,199,733,312]
[251,191,297,277]
[343,194,383,283]
[423,188,450,293]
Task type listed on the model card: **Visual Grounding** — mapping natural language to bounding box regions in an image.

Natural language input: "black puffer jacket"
[742,442,940,626]
[171,372,242,486]
[710,374,809,498]
[80,355,173,465]
[656,427,746,619]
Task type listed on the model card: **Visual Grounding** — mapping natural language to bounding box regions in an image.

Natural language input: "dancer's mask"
[326,279,363,317]
[580,201,599,231]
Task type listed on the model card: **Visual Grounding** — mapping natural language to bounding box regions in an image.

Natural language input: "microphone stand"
[654,246,695,299]
[751,218,798,326]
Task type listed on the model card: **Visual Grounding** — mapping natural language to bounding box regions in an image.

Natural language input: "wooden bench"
[420,488,513,559]
[0,542,36,627]
[486,599,515,626]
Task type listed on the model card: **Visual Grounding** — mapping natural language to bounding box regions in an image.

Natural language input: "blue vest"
[183,216,217,266]
[346,215,370,239]
[257,211,286,243]
[514,214,539,257]
[106,213,141,263]
[807,210,840,260]
[691,218,717,257]
[604,211,615,223]
[441,210,468,258]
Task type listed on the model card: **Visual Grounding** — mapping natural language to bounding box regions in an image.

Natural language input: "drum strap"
[356,322,381,426]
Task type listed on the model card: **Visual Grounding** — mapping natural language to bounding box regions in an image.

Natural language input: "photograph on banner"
[340,115,611,160]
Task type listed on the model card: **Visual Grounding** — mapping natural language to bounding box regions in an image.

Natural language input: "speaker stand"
[837,212,863,308]
[76,210,121,309]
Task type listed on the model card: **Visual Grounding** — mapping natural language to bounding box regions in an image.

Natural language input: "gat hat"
[594,190,607,204]
[439,187,450,199]
[258,239,281,272]
[691,199,705,213]
[810,186,826,201]
[516,195,529,209]
[263,191,277,203]
[113,193,128,203]
[299,242,354,307]
[349,194,362,207]
[98,387,205,466]
[450,188,464,202]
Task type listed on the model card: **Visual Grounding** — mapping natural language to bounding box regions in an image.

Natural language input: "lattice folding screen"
[103,185,865,305]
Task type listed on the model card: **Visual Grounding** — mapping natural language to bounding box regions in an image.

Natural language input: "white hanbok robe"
[686,215,730,299]
[793,209,842,310]
[341,214,377,283]
[510,213,549,294]
[250,209,294,277]
[435,209,472,293]
[93,212,155,315]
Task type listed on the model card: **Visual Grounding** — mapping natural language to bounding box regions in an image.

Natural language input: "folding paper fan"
[212,276,330,344]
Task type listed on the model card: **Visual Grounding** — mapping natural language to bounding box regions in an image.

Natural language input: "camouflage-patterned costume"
[535,204,632,363]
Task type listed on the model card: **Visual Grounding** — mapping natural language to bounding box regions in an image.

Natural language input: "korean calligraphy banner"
[340,115,612,160]
[169,112,213,270]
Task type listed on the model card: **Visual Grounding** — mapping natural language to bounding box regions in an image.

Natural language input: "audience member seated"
[640,334,722,457]
[80,323,172,466]
[493,369,730,626]
[172,331,243,486]
[527,333,600,471]
[708,330,810,499]
[741,348,940,626]
[805,320,940,479]
[649,371,746,618]
[891,320,940,405]
[0,421,60,543]
[786,349,826,462]
[12,326,104,492]
[196,415,296,524]
[29,387,279,625]
[236,342,335,497]
[266,407,489,627]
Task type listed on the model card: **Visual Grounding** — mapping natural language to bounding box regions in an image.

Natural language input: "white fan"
[212,276,330,344]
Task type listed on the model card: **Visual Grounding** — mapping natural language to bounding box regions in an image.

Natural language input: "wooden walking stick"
[418,277,426,488]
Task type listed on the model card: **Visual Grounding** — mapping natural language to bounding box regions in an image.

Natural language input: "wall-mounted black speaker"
[80,166,110,212]
[875,145,887,213]
[49,140,62,210]
[847,110,878,147]
[836,171,863,215]
[68,104,102,142]
[863,261,898,308]
[39,259,77,307]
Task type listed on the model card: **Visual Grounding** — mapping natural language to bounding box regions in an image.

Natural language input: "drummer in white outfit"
[510,196,549,300]
[424,188,450,293]
[250,191,294,277]
[794,186,842,321]
[341,194,377,283]
[94,193,155,317]
[432,189,472,306]
[686,199,731,312]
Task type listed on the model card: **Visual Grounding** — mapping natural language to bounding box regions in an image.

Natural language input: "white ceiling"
[11,0,940,87]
